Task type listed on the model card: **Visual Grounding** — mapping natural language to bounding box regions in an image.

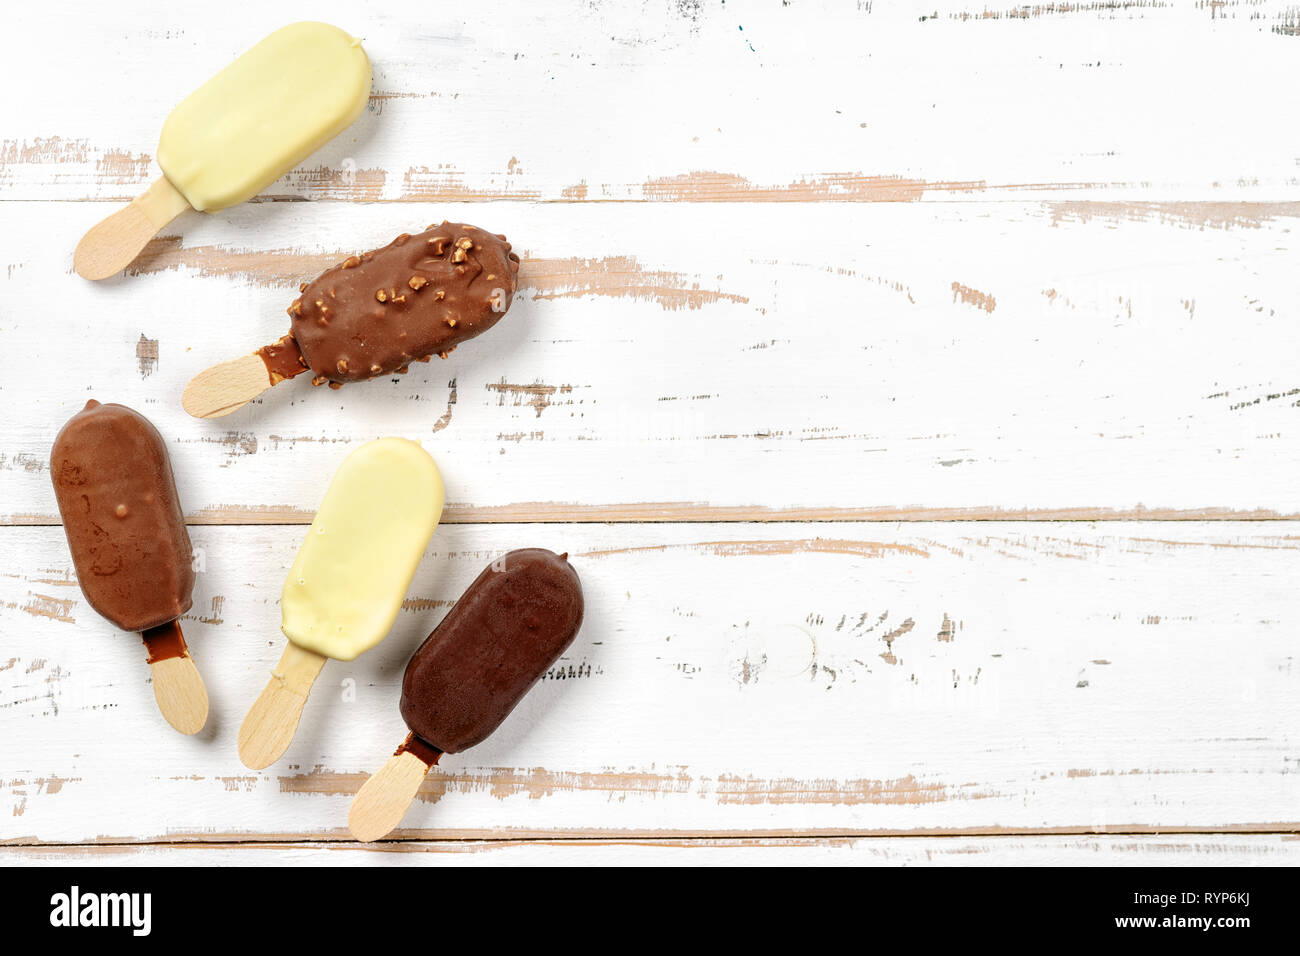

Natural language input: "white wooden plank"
[3,2,1300,203]
[3,201,1299,521]
[2,522,1297,843]
[4,834,1298,866]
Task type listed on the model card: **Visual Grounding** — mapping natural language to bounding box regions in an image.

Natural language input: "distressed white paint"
[5,834,1298,867]
[2,200,1299,520]
[4,2,1300,203]
[3,0,1298,862]
[2,523,1297,843]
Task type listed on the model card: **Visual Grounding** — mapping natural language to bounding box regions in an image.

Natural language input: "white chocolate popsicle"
[75,22,372,280]
[237,438,443,769]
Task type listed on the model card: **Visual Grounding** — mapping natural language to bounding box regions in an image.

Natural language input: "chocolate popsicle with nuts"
[182,221,520,418]
[349,549,583,842]
[50,400,209,734]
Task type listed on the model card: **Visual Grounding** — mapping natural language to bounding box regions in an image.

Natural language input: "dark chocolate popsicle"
[400,548,584,754]
[49,400,209,733]
[349,549,583,841]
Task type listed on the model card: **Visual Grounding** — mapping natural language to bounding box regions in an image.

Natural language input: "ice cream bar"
[182,222,520,418]
[282,438,444,661]
[237,438,443,769]
[400,549,584,753]
[348,549,583,841]
[74,22,371,280]
[49,401,209,734]
[158,21,371,213]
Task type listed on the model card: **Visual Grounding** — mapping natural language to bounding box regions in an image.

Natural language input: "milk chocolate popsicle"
[349,549,583,842]
[237,438,443,769]
[50,401,209,734]
[182,222,520,419]
[75,22,371,280]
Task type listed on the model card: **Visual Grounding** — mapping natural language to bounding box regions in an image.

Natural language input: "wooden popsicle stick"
[182,353,275,419]
[74,176,191,280]
[141,621,209,736]
[237,641,327,770]
[349,743,442,843]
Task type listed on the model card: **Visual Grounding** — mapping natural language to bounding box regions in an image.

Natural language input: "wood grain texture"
[2,522,1297,844]
[5,0,1299,863]
[3,201,1300,521]
[4,3,1300,203]
[4,834,1299,866]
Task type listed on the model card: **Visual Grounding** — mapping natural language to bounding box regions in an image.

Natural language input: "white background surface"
[1,0,1298,865]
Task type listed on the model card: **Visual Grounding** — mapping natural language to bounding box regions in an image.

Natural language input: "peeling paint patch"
[402,165,541,201]
[952,281,996,313]
[126,243,750,313]
[0,453,45,473]
[8,593,76,624]
[879,617,915,665]
[1046,200,1300,231]
[487,380,573,418]
[432,381,457,433]
[189,431,258,464]
[279,766,992,807]
[642,170,986,202]
[271,165,386,201]
[135,334,159,378]
[579,538,930,560]
[522,255,749,311]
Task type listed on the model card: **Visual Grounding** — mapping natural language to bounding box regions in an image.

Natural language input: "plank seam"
[6,825,1300,849]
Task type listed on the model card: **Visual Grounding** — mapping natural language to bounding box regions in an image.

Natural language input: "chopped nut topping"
[438,351,449,360]
[446,318,457,327]
[456,265,466,275]
[342,255,361,269]
[328,381,343,390]
[375,289,388,303]
[486,273,496,281]
[428,236,449,256]
[370,364,382,374]
[311,375,329,387]
[336,359,349,374]
[435,290,446,300]
[393,233,411,245]
[393,294,406,304]
[298,282,308,292]
[452,248,467,263]
[408,275,428,290]
[288,299,303,317]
